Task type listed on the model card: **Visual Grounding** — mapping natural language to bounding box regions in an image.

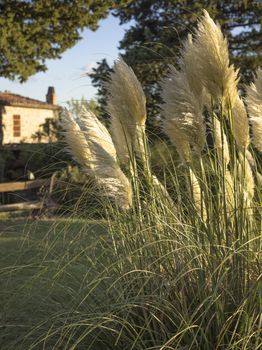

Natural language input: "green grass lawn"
[0,218,108,349]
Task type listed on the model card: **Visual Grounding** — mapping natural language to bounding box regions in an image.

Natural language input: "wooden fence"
[0,176,56,212]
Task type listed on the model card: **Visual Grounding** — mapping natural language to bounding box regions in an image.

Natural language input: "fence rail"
[0,179,51,193]
[0,201,43,212]
[0,176,56,213]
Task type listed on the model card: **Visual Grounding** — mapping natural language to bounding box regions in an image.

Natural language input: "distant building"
[0,87,60,145]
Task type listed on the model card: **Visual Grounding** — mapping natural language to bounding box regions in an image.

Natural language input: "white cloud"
[81,62,98,75]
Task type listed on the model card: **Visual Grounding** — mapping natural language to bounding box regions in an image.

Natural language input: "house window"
[13,115,21,137]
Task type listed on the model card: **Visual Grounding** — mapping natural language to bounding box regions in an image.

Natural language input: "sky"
[0,15,131,106]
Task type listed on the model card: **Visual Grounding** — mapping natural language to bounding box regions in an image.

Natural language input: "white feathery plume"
[106,57,147,164]
[161,65,206,162]
[245,149,255,168]
[78,107,117,167]
[62,110,92,169]
[181,34,214,112]
[224,170,235,213]
[189,168,207,220]
[232,96,250,152]
[243,160,255,205]
[193,10,239,107]
[213,117,235,211]
[62,109,133,209]
[180,34,203,99]
[152,175,175,208]
[244,149,262,190]
[213,117,230,167]
[246,68,262,152]
[162,119,191,163]
[256,172,262,189]
[238,152,255,207]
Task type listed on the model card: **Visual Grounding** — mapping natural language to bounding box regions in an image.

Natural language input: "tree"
[91,0,262,135]
[0,0,129,81]
[32,117,60,142]
[88,59,112,124]
[66,97,99,116]
[115,0,261,81]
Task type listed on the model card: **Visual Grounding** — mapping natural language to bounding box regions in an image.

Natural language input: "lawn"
[0,218,108,349]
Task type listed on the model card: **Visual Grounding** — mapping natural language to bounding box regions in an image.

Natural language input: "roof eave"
[0,102,60,110]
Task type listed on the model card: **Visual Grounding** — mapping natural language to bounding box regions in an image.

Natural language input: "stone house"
[0,87,60,145]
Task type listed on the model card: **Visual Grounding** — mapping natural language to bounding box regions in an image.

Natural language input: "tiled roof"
[0,92,59,110]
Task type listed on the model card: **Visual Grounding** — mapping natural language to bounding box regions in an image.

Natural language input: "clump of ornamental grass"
[62,107,133,210]
[246,68,262,153]
[106,57,147,167]
[10,10,261,350]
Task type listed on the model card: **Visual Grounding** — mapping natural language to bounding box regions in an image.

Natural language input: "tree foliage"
[89,59,112,124]
[66,97,99,116]
[91,0,262,134]
[115,0,261,81]
[0,0,129,81]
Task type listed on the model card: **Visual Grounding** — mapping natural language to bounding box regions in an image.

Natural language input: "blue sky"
[0,15,130,106]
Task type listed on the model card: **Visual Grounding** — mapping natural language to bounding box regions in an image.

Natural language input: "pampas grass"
[161,65,206,160]
[213,116,230,167]
[5,9,260,350]
[232,96,250,152]
[106,57,147,165]
[180,34,203,99]
[162,118,191,163]
[189,168,207,220]
[192,10,239,107]
[160,9,260,227]
[62,108,132,209]
[246,68,262,152]
[238,152,255,206]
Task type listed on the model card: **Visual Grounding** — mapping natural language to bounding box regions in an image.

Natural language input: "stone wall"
[2,106,58,144]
